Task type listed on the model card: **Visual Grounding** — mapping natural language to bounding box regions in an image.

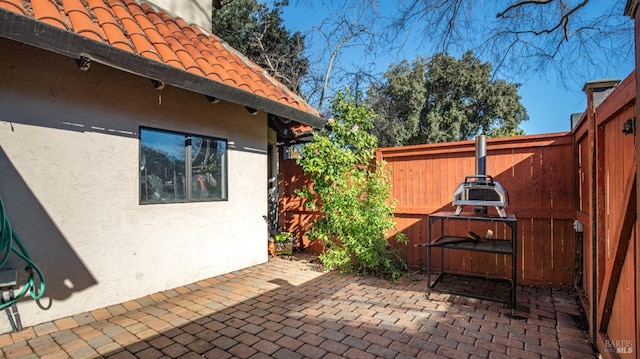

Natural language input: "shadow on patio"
[0,256,595,359]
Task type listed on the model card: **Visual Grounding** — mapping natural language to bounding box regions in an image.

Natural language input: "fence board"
[606,234,636,359]
[552,219,575,286]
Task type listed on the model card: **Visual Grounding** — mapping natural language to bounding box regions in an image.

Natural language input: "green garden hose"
[0,195,46,309]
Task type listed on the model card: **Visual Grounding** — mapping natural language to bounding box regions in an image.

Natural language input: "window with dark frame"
[139,127,227,203]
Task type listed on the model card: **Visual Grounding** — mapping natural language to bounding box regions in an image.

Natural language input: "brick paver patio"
[0,257,596,358]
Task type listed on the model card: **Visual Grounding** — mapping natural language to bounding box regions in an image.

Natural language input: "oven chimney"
[475,135,486,176]
[452,135,509,217]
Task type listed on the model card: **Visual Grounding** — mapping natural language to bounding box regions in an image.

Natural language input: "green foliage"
[212,0,309,94]
[296,90,408,280]
[367,51,529,147]
[272,232,292,243]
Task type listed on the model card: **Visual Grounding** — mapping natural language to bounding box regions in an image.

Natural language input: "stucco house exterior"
[0,0,323,333]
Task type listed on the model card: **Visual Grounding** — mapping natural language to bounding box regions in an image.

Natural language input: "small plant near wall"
[270,232,293,256]
[296,89,408,281]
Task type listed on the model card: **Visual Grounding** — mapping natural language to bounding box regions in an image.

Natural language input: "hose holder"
[0,268,21,332]
[1,195,46,332]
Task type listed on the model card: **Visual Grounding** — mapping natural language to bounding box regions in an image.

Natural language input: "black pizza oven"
[452,135,509,217]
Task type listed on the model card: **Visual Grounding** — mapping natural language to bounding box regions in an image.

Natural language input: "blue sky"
[516,64,634,134]
[275,1,635,135]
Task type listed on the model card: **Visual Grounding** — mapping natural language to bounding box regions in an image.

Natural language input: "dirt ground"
[277,250,324,272]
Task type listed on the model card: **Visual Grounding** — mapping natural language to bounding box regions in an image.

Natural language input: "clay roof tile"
[164,36,203,75]
[290,123,313,137]
[206,72,224,83]
[179,26,213,57]
[143,7,163,26]
[124,0,144,16]
[1,0,321,121]
[30,0,67,29]
[0,0,26,15]
[108,3,162,61]
[86,1,133,51]
[174,17,191,29]
[60,0,105,41]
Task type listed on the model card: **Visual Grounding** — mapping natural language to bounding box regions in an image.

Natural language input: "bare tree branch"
[303,11,380,110]
[496,0,554,18]
[290,0,631,103]
[384,0,632,83]
[496,0,589,40]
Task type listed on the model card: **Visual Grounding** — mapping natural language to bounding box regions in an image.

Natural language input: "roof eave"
[0,9,325,129]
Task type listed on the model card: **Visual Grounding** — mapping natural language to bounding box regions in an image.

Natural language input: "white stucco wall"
[0,39,269,332]
[144,0,212,31]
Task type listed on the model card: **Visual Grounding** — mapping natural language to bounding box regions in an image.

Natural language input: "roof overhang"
[0,9,326,130]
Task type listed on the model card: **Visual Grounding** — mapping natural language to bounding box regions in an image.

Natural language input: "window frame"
[139,126,228,204]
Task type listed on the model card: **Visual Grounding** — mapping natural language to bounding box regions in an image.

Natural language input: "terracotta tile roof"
[0,0,322,130]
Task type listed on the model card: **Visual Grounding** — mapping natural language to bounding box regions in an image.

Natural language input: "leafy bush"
[272,232,292,243]
[296,90,407,280]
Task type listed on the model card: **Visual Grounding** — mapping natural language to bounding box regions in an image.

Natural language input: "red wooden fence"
[575,73,637,357]
[377,134,577,288]
[280,133,578,288]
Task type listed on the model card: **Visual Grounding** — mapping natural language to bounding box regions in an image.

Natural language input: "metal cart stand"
[418,211,518,315]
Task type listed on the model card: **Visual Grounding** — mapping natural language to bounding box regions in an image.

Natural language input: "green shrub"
[296,90,407,280]
[272,232,292,243]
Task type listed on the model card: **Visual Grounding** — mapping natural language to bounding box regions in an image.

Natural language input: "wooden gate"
[577,73,638,357]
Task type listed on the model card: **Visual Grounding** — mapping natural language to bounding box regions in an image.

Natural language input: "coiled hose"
[0,195,46,309]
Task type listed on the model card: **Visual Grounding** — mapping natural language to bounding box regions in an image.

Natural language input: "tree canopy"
[211,1,629,143]
[367,52,528,147]
[211,0,309,94]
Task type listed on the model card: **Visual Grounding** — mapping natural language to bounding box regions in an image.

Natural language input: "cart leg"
[511,223,517,316]
[426,245,431,299]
